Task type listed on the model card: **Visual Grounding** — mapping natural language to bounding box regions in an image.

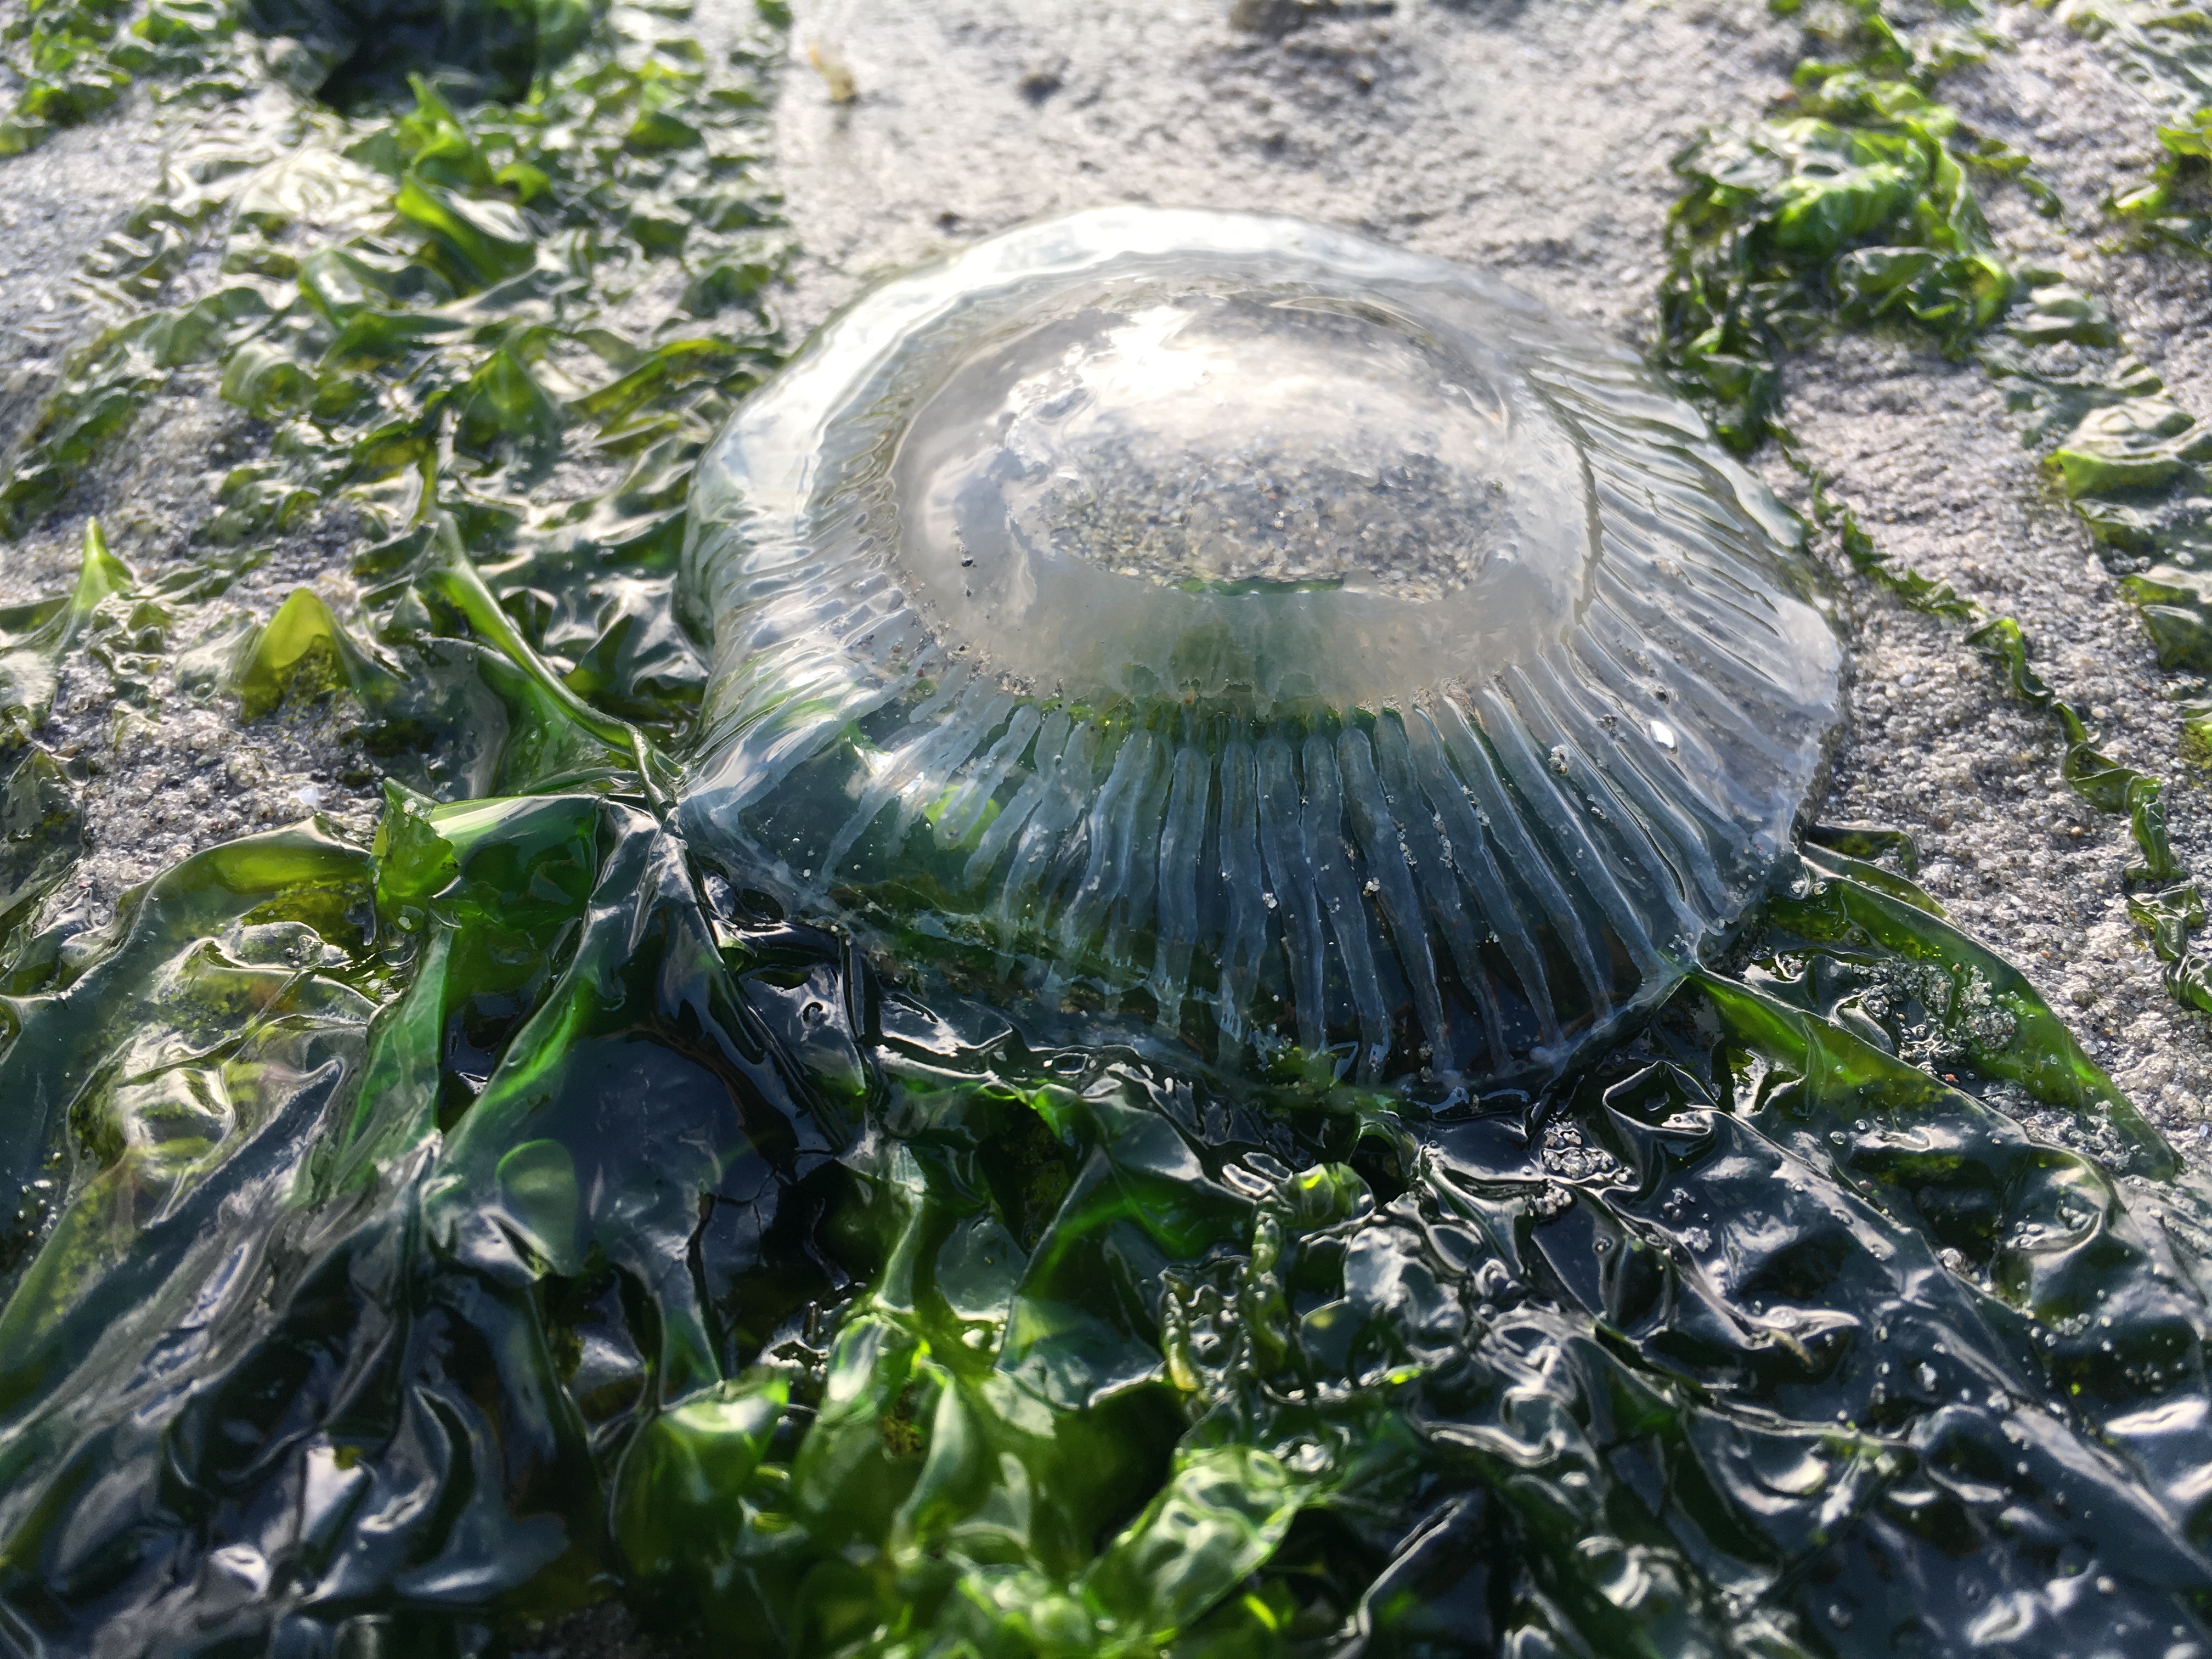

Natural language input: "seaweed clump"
[1657,0,2212,1020]
[0,783,2206,1658]
[242,0,599,110]
[0,0,596,160]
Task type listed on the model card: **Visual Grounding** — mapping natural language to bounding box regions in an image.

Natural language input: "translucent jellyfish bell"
[679,207,1842,1087]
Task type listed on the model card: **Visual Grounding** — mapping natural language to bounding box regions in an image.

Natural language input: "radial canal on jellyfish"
[678,206,1843,1089]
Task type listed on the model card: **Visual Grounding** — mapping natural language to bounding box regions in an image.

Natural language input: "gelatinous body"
[679,207,1842,1086]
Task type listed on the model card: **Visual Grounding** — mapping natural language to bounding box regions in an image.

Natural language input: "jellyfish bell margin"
[676,206,1844,1094]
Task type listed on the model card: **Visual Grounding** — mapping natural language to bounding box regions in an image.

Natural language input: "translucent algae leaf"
[680,208,1844,1088]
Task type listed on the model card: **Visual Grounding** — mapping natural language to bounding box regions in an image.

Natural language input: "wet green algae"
[0,0,600,157]
[2,3,2212,1656]
[1655,0,2212,1023]
[5,759,2212,1655]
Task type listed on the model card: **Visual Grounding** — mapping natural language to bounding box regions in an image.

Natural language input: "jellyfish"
[677,207,1842,1088]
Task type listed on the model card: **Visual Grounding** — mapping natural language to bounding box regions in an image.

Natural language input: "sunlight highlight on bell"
[678,206,1844,1087]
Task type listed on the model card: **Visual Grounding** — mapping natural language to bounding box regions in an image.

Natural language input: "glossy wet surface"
[680,207,1842,1093]
[1,3,2211,1657]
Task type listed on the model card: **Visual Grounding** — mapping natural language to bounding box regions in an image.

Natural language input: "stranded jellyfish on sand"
[678,206,1843,1088]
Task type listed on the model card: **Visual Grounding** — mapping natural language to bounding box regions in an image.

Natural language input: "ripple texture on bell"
[679,207,1843,1087]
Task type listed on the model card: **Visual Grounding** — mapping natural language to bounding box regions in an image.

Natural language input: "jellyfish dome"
[678,206,1842,1088]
